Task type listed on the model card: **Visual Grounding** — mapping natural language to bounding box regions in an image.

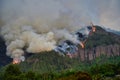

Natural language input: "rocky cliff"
[77,26,120,61]
[77,44,120,61]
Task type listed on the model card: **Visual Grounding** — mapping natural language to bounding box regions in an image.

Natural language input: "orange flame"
[12,58,20,64]
[91,22,96,32]
[80,42,84,48]
[92,26,96,32]
[66,53,73,58]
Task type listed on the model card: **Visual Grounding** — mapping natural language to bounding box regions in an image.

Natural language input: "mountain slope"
[0,25,120,68]
[20,51,80,73]
[105,28,120,35]
[19,26,120,73]
[85,26,120,48]
[78,26,120,60]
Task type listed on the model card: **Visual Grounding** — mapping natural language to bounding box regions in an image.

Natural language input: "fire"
[92,26,96,32]
[66,53,73,58]
[80,42,84,48]
[12,58,20,64]
[91,22,96,32]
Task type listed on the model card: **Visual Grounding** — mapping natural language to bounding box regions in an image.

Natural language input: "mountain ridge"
[18,25,120,73]
[0,25,120,67]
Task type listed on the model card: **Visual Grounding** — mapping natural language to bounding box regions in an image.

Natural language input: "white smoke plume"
[54,29,79,44]
[0,0,120,62]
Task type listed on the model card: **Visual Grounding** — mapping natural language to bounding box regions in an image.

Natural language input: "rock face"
[76,26,120,61]
[77,44,120,61]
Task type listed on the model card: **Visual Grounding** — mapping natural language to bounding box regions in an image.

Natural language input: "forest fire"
[91,23,96,32]
[12,58,20,64]
[92,26,96,32]
[80,42,85,48]
[54,23,96,57]
[66,53,73,58]
[0,0,119,65]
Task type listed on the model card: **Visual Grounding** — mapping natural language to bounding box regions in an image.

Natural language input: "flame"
[80,42,84,48]
[66,53,73,58]
[91,22,96,32]
[12,58,20,64]
[92,26,96,32]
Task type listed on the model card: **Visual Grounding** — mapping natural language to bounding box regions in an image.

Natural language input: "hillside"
[86,26,120,48]
[20,51,80,73]
[0,25,120,67]
[0,26,120,66]
[78,26,120,61]
[0,26,120,80]
[19,26,120,73]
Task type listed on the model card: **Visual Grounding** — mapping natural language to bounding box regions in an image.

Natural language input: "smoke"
[0,0,120,62]
[22,31,56,53]
[54,29,79,44]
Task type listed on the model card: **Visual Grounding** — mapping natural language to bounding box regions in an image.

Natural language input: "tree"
[25,71,36,80]
[3,64,22,80]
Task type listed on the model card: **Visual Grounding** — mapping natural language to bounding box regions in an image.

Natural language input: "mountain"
[0,25,120,80]
[105,28,120,35]
[19,25,120,73]
[86,26,120,47]
[78,26,120,61]
[0,25,120,69]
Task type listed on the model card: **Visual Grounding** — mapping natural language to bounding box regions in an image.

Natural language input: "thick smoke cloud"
[0,0,120,62]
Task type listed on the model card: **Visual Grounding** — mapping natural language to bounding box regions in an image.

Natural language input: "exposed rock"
[77,44,120,61]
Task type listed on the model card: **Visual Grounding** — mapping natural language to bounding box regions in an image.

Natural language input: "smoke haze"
[0,0,120,62]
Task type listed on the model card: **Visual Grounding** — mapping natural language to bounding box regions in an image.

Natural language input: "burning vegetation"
[10,23,96,64]
[0,0,99,64]
[55,23,96,57]
[12,58,20,64]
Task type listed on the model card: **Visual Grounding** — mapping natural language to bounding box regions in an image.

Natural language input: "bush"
[58,71,92,80]
[90,64,117,77]
[25,71,36,80]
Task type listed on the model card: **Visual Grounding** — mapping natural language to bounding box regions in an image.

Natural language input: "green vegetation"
[0,64,92,80]
[19,51,120,73]
[1,53,120,80]
[20,51,81,73]
[85,26,120,49]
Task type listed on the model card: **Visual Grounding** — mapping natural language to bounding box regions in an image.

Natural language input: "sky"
[0,0,120,31]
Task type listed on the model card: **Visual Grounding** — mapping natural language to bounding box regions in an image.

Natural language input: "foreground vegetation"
[0,55,120,80]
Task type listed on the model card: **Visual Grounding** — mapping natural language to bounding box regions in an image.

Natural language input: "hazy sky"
[0,0,120,31]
